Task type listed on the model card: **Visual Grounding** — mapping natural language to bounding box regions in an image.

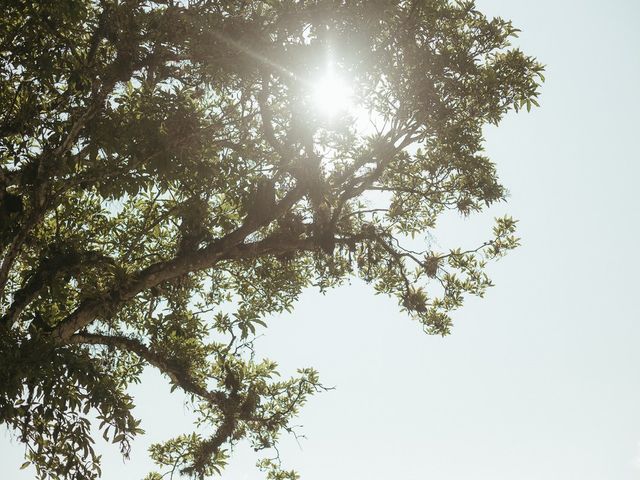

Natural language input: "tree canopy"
[0,1,543,478]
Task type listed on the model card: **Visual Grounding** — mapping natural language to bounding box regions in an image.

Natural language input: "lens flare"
[311,70,353,117]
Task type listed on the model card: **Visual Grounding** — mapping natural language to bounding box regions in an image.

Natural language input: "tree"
[0,1,543,478]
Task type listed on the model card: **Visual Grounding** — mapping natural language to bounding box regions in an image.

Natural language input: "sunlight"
[311,69,353,118]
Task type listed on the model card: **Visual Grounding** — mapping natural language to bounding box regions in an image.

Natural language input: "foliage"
[0,0,542,478]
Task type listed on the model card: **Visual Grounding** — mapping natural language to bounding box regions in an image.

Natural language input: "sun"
[311,69,354,118]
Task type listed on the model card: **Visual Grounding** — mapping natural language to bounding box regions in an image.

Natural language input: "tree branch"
[0,250,115,328]
[67,332,227,407]
[49,187,310,343]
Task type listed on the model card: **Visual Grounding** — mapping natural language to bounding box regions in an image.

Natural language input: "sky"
[3,0,640,479]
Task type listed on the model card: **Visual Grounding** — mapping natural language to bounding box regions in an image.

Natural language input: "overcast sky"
[3,1,640,479]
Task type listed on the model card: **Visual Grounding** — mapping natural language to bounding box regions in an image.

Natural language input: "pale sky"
[3,1,640,479]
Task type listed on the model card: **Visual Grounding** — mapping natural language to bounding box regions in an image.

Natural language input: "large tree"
[0,1,542,479]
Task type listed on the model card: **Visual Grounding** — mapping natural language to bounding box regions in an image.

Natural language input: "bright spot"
[311,70,353,117]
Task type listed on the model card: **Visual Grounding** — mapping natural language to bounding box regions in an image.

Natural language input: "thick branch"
[0,210,46,301]
[50,188,309,343]
[0,250,115,328]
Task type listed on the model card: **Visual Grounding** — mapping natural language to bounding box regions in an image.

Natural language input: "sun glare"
[311,70,353,118]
